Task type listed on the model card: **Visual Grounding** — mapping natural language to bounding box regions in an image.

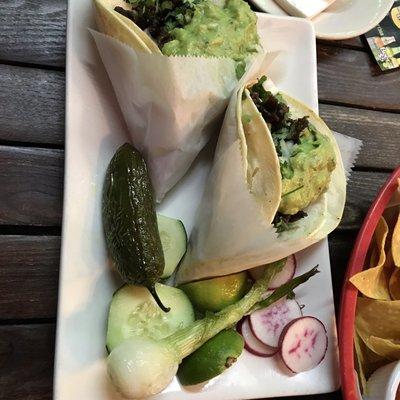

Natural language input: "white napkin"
[333,131,362,181]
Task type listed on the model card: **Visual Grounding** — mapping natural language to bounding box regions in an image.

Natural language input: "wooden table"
[0,1,399,399]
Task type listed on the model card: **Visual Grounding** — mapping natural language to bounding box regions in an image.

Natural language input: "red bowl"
[339,166,400,400]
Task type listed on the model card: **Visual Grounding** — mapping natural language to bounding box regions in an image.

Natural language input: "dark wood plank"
[279,392,341,400]
[338,37,365,50]
[318,45,400,111]
[0,144,391,228]
[0,65,64,146]
[318,37,365,51]
[0,323,54,400]
[328,230,358,308]
[342,171,390,231]
[0,146,63,226]
[319,104,400,170]
[0,236,60,320]
[0,0,66,67]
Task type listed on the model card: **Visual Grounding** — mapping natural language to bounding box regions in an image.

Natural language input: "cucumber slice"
[106,283,194,352]
[157,214,187,278]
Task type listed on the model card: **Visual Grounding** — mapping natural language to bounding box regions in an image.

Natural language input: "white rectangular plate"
[55,2,340,398]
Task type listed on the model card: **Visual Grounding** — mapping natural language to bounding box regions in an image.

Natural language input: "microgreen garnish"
[286,291,296,300]
[273,211,308,234]
[248,76,316,176]
[116,0,199,47]
[282,185,304,198]
[248,76,321,232]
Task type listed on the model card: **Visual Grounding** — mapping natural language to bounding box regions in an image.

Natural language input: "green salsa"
[162,0,259,61]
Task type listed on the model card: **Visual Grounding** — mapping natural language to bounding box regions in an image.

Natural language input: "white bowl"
[364,361,400,400]
[250,0,395,40]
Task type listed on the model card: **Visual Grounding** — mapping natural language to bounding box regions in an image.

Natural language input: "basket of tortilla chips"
[339,166,400,400]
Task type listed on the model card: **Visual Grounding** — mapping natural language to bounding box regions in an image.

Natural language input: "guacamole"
[162,0,259,61]
[279,128,336,215]
[115,0,259,62]
[248,76,336,217]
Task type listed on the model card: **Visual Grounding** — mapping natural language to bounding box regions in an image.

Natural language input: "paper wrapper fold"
[91,28,273,201]
[176,74,362,283]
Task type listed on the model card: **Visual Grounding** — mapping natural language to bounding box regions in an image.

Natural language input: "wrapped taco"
[93,0,260,63]
[92,0,264,200]
[176,76,346,283]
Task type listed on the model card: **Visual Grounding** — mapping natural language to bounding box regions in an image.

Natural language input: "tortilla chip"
[383,205,400,241]
[392,211,400,267]
[354,331,389,393]
[369,246,379,269]
[386,178,400,209]
[350,217,391,300]
[363,341,389,378]
[389,268,400,300]
[353,182,400,387]
[354,332,368,393]
[356,297,400,364]
[356,297,400,338]
[365,336,400,361]
[375,217,389,264]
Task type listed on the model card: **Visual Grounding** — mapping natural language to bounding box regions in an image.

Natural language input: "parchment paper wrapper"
[91,27,272,201]
[176,66,362,283]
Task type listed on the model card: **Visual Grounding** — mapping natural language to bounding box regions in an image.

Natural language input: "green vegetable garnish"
[282,185,304,198]
[107,264,319,399]
[102,143,169,312]
[272,211,308,234]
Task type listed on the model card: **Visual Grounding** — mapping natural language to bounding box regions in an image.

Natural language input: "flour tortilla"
[176,78,346,283]
[93,0,161,53]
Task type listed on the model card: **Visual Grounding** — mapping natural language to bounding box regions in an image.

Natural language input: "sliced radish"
[249,255,296,289]
[249,297,302,348]
[269,255,296,289]
[237,317,277,357]
[279,316,328,373]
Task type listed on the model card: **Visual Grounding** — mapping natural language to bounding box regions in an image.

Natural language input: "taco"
[176,76,346,283]
[93,0,260,63]
[245,76,341,231]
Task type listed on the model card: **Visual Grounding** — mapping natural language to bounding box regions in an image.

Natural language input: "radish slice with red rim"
[279,316,328,373]
[249,255,296,289]
[237,317,277,357]
[269,255,296,289]
[249,297,302,348]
